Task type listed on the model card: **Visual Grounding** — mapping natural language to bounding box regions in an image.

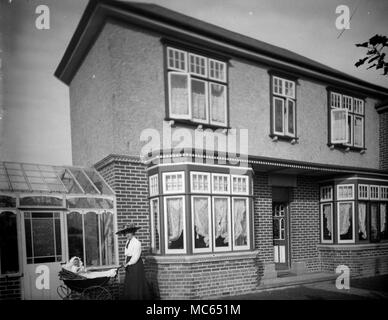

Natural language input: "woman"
[116,223,150,300]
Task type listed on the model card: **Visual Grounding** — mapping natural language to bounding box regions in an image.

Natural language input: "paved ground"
[226,275,388,300]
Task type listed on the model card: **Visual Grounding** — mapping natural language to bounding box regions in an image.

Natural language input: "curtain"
[210,84,225,123]
[170,74,189,116]
[274,99,284,133]
[233,199,247,245]
[331,109,347,142]
[339,203,352,236]
[323,205,332,237]
[358,203,367,239]
[193,198,209,246]
[167,198,183,242]
[192,80,206,121]
[214,198,228,243]
[354,117,363,146]
[101,212,114,265]
[381,204,387,233]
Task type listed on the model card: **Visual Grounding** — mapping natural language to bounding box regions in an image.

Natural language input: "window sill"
[145,249,258,264]
[0,273,22,279]
[327,143,366,153]
[165,118,230,131]
[269,134,298,143]
[317,242,388,251]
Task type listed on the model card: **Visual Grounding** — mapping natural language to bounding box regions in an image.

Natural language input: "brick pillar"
[253,173,276,280]
[379,110,388,171]
[289,176,320,274]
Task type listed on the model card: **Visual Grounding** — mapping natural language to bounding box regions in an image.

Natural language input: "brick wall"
[379,111,388,171]
[319,244,388,277]
[0,277,21,300]
[289,176,321,272]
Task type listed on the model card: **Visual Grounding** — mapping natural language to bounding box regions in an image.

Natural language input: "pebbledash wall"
[379,110,388,171]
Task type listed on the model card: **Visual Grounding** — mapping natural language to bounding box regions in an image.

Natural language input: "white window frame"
[190,171,210,193]
[190,78,209,124]
[209,82,228,126]
[285,98,296,137]
[330,108,349,144]
[320,186,333,202]
[164,195,186,254]
[168,72,191,120]
[273,97,285,135]
[167,47,187,72]
[191,196,212,253]
[149,174,159,197]
[330,92,342,109]
[212,196,231,252]
[354,98,364,115]
[358,184,369,200]
[273,77,296,98]
[208,59,227,82]
[344,113,354,146]
[212,173,230,194]
[337,184,354,200]
[370,185,380,200]
[231,175,249,195]
[337,201,355,244]
[381,186,388,200]
[320,203,333,244]
[342,95,353,112]
[353,115,364,148]
[189,53,207,78]
[150,198,160,254]
[162,171,185,194]
[231,197,250,250]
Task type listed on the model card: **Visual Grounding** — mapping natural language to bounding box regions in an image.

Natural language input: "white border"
[320,203,333,244]
[231,197,250,250]
[191,196,212,253]
[337,201,355,244]
[164,195,186,254]
[212,196,231,252]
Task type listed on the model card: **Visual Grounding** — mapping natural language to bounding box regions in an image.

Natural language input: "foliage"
[355,35,388,75]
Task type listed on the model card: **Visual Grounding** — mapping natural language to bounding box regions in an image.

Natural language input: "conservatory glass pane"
[69,169,98,194]
[83,169,113,195]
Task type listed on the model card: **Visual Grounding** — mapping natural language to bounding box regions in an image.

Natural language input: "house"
[2,0,388,300]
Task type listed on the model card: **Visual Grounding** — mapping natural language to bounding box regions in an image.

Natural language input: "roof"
[0,161,114,196]
[55,0,388,99]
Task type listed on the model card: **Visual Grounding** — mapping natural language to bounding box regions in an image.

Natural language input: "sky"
[0,0,387,166]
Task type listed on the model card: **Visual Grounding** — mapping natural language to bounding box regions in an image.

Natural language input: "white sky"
[1,0,387,165]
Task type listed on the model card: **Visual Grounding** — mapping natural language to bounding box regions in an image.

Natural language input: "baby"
[65,256,86,273]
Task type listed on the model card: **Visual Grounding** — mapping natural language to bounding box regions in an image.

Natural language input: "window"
[191,196,211,253]
[271,76,296,138]
[337,184,354,200]
[0,211,19,275]
[380,186,388,200]
[358,202,368,241]
[370,185,380,200]
[321,203,333,243]
[213,197,231,251]
[150,198,160,254]
[164,196,186,253]
[329,92,365,148]
[232,175,249,195]
[337,202,355,243]
[358,184,369,200]
[67,211,115,267]
[166,46,228,127]
[370,203,380,242]
[232,197,250,250]
[320,186,333,201]
[190,172,210,193]
[212,174,230,194]
[381,203,388,240]
[149,174,159,197]
[163,171,185,194]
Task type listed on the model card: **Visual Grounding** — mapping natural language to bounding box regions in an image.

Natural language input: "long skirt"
[123,256,150,300]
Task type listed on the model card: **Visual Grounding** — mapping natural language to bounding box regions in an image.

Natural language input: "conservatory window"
[232,197,249,250]
[191,196,211,253]
[337,202,354,243]
[213,197,231,252]
[164,196,186,253]
[358,202,368,241]
[0,211,19,275]
[321,203,333,243]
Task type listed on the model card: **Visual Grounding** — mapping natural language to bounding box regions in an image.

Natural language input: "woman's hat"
[115,223,141,235]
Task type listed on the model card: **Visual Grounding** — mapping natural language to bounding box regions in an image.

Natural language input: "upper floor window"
[166,47,228,127]
[271,76,297,139]
[329,92,365,149]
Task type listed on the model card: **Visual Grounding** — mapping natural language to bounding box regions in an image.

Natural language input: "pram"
[57,266,123,300]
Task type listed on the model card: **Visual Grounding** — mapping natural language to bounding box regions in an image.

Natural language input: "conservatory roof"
[0,162,114,196]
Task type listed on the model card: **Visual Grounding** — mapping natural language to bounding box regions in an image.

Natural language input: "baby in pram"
[64,256,86,273]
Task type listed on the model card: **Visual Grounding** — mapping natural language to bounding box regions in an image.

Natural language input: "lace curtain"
[166,198,183,242]
[358,203,367,239]
[214,198,228,243]
[381,204,387,233]
[339,203,352,236]
[170,74,189,116]
[211,84,225,123]
[193,198,209,246]
[233,199,247,244]
[192,81,206,120]
[323,205,332,237]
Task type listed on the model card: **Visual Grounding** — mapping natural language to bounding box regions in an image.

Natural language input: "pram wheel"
[82,286,113,300]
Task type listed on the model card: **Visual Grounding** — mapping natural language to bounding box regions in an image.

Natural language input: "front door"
[273,203,289,270]
[21,211,66,300]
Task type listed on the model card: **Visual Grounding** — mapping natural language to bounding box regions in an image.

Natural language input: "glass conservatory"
[0,162,117,300]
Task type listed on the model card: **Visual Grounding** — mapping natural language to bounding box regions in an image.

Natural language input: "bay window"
[232,197,249,250]
[271,76,297,138]
[337,202,354,243]
[164,196,186,253]
[329,91,365,149]
[213,197,231,251]
[321,203,333,243]
[166,46,228,127]
[192,196,211,253]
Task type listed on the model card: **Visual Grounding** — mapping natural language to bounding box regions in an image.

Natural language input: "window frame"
[381,186,388,201]
[208,59,227,82]
[337,201,355,244]
[191,77,209,124]
[149,174,159,197]
[190,171,211,194]
[320,186,333,202]
[167,71,191,120]
[191,195,212,253]
[320,203,333,244]
[370,185,380,200]
[231,197,250,251]
[0,210,20,276]
[231,175,249,195]
[211,173,230,194]
[358,184,369,200]
[150,198,161,254]
[167,47,187,72]
[209,82,228,127]
[337,184,354,201]
[162,171,185,194]
[212,196,232,252]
